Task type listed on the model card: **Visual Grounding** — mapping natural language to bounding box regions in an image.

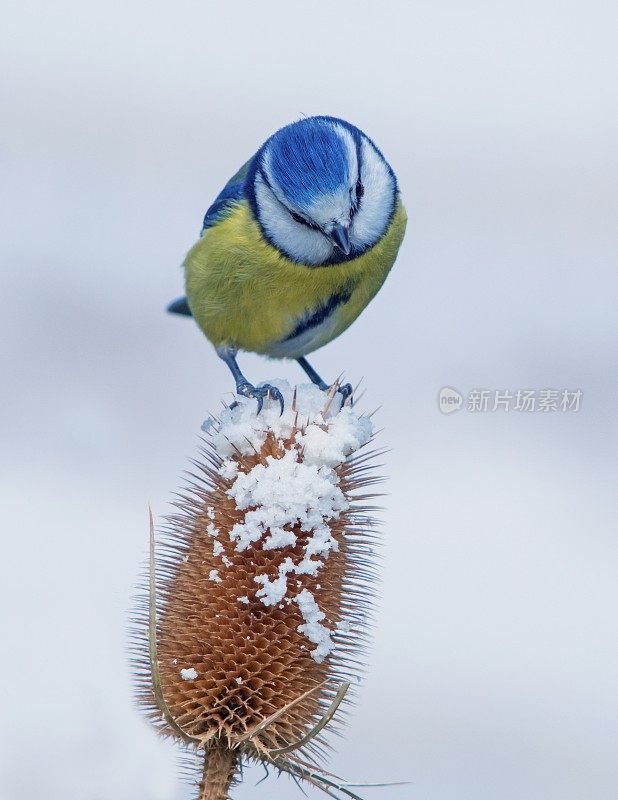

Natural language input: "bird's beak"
[327,223,352,255]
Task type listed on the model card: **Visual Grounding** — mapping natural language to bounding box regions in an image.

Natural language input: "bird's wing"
[168,159,254,317]
[201,158,252,232]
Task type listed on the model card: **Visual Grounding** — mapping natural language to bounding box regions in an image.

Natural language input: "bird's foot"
[295,357,353,405]
[315,380,353,404]
[337,382,353,402]
[233,382,285,415]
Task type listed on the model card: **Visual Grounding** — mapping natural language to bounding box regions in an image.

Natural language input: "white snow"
[213,380,349,458]
[254,571,288,606]
[180,668,198,681]
[219,460,239,480]
[207,381,371,661]
[226,447,348,563]
[212,540,224,556]
[208,569,221,583]
[295,589,335,663]
[296,407,372,468]
[201,416,217,434]
[262,528,297,550]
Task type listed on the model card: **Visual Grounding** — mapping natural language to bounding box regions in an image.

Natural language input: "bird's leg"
[216,345,284,414]
[296,357,353,402]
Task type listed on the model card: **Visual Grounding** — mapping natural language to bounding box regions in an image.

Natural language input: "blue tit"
[168,115,407,412]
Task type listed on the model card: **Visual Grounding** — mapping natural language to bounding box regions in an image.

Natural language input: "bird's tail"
[167,296,192,316]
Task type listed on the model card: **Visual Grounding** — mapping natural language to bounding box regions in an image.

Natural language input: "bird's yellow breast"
[184,198,407,356]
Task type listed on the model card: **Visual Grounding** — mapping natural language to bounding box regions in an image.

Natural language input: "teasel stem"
[199,743,238,800]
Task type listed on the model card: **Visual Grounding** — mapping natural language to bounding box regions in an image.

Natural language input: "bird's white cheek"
[350,139,396,250]
[254,176,333,265]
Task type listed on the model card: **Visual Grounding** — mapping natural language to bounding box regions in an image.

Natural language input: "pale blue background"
[2,1,617,798]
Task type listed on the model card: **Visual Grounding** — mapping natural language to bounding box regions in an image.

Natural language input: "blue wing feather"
[201,159,252,232]
[167,159,254,318]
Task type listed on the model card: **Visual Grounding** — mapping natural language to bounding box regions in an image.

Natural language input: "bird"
[168,115,407,412]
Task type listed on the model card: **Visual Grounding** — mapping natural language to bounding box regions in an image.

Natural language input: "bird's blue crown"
[265,117,358,210]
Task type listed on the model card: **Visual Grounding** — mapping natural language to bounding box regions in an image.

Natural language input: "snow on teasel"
[132,381,384,800]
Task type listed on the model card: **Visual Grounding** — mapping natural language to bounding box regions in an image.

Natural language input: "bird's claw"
[235,382,285,415]
[337,382,353,402]
[315,380,353,403]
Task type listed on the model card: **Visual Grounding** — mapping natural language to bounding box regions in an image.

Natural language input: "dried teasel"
[131,380,389,800]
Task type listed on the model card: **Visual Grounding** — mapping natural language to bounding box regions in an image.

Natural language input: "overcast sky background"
[2,2,617,799]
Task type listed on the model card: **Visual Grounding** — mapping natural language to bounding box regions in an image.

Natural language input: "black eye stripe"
[260,162,361,232]
[352,134,364,213]
[289,209,321,231]
[350,179,364,219]
[258,167,318,230]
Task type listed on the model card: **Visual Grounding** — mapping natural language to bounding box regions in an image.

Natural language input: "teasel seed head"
[131,381,385,799]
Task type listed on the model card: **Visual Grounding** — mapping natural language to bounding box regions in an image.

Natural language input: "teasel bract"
[131,381,385,799]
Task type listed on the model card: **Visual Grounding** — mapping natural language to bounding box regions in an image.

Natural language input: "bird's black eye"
[350,180,364,219]
[289,210,320,231]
